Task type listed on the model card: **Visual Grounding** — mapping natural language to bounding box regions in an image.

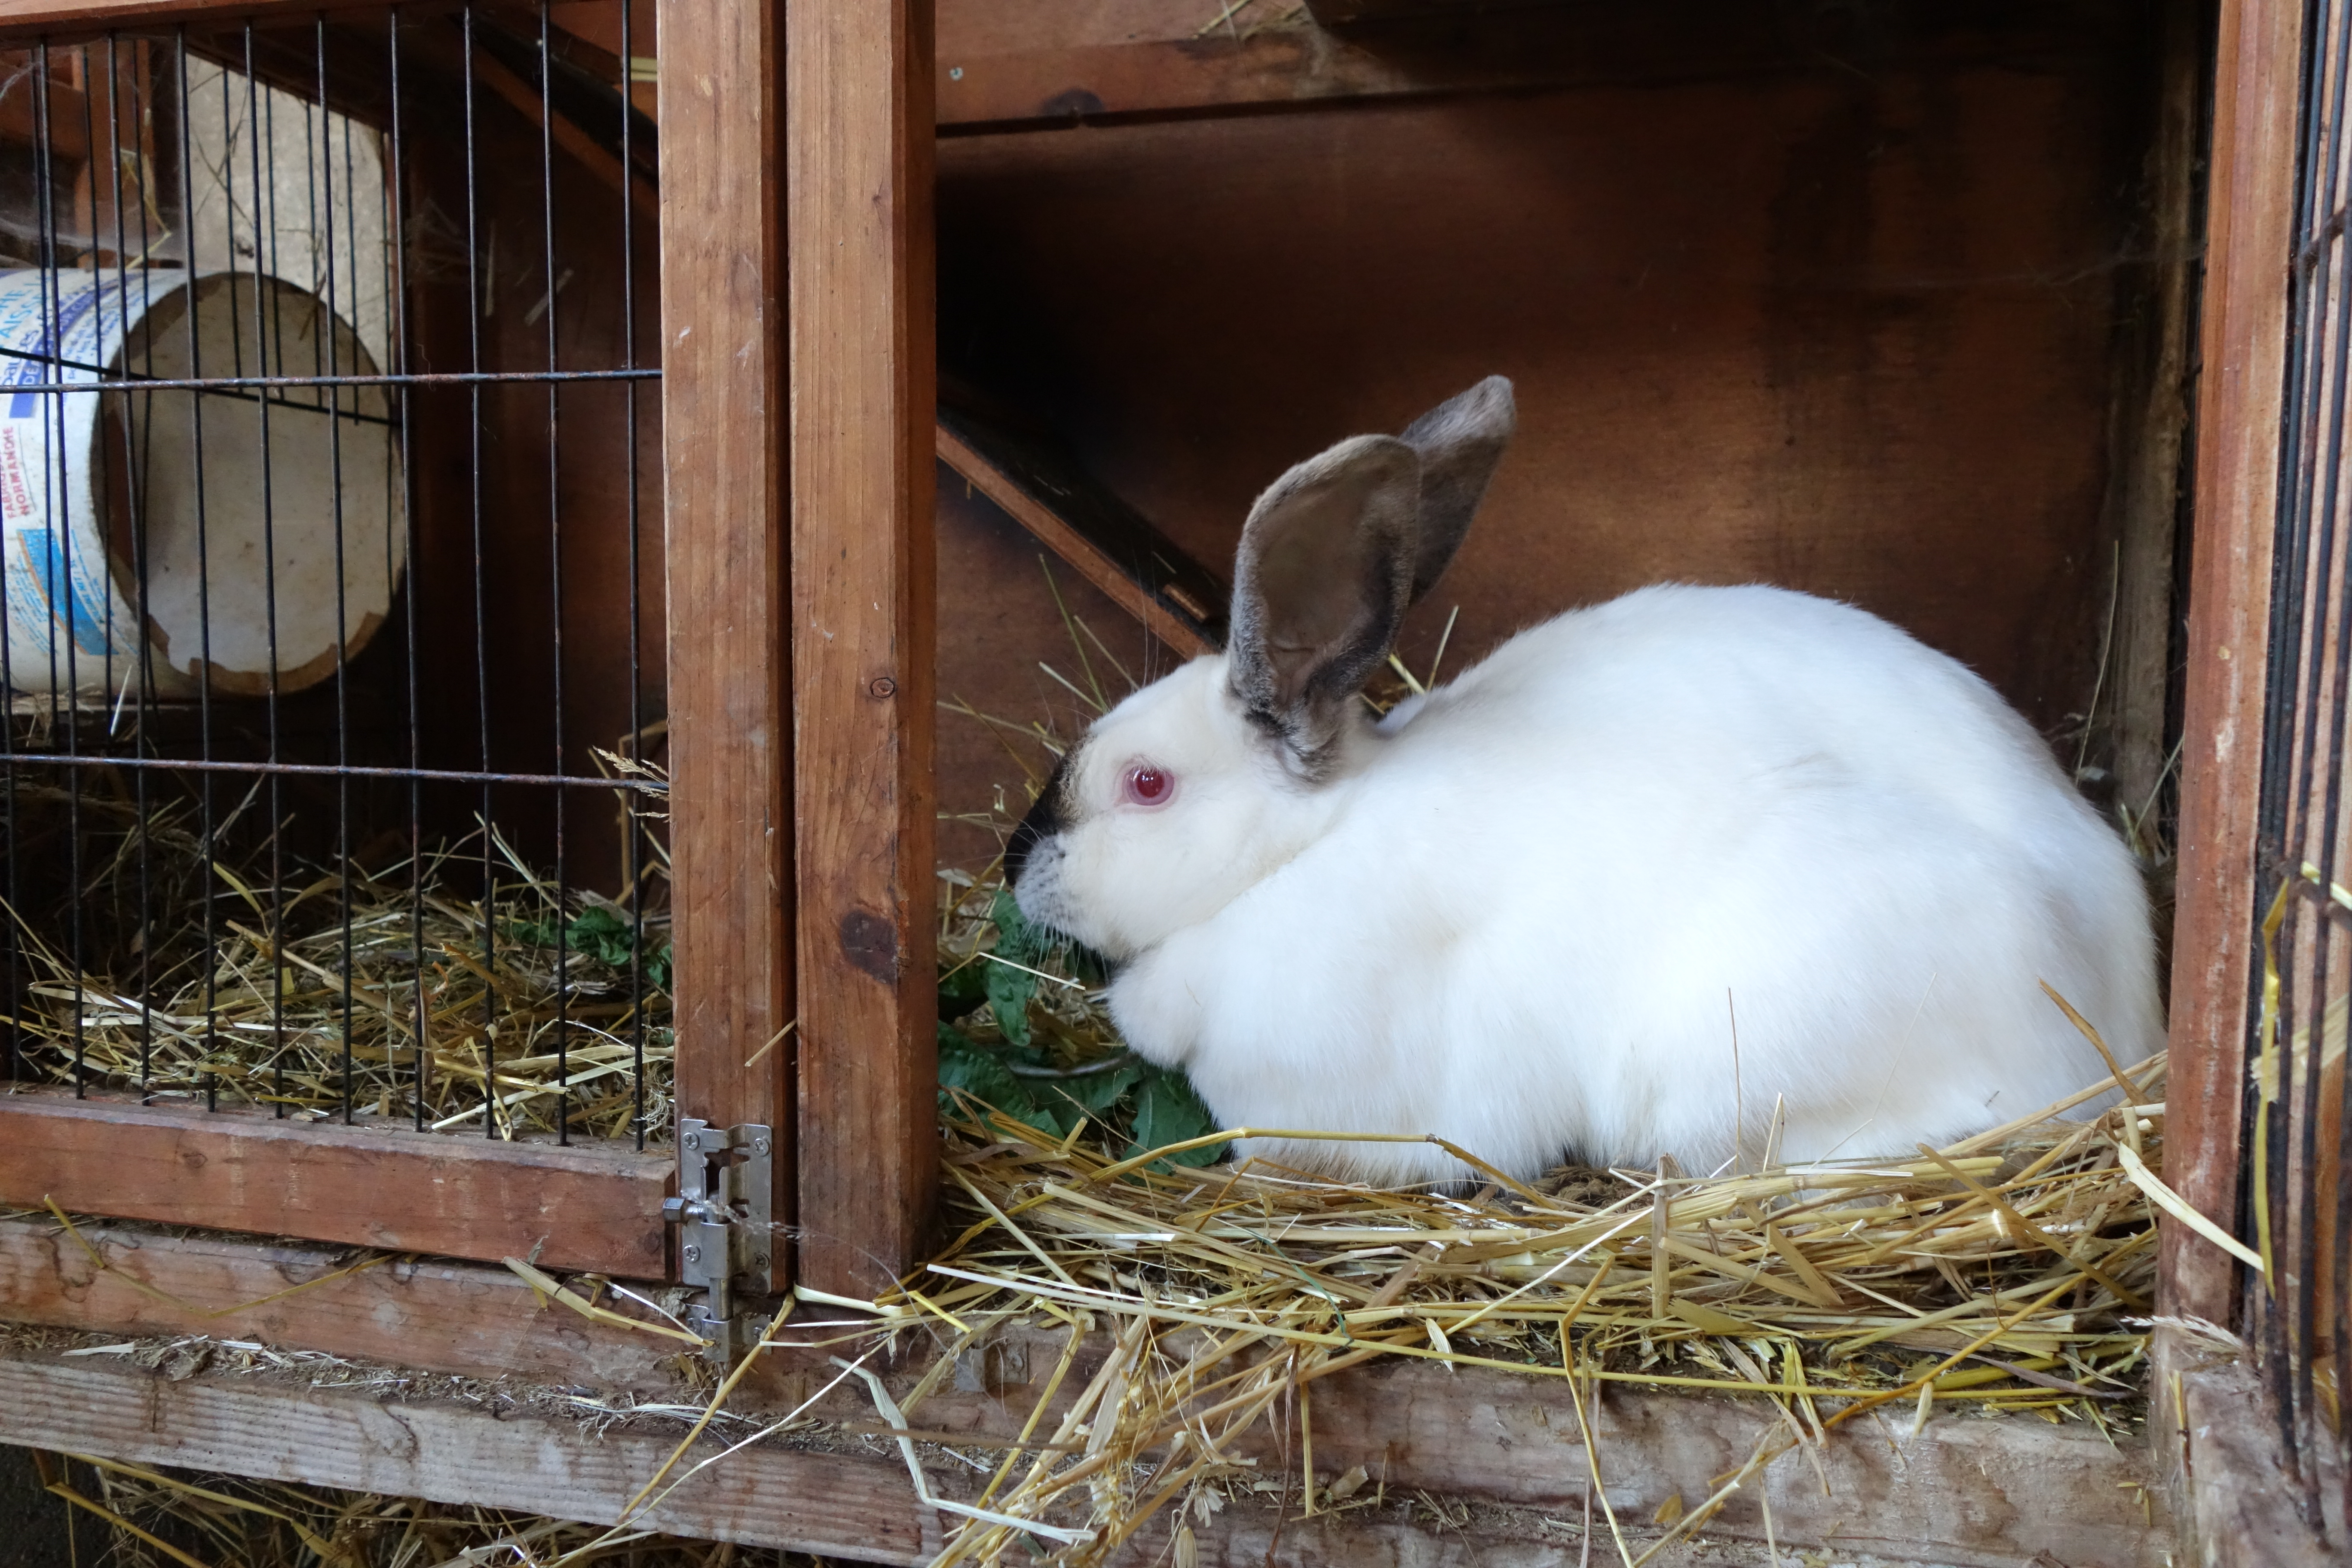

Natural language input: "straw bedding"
[866,1051,2165,1565]
[16,1034,2168,1568]
[1,778,674,1140]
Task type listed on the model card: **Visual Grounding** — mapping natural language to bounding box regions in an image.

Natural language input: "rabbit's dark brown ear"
[1399,375,1515,603]
[1228,434,1420,775]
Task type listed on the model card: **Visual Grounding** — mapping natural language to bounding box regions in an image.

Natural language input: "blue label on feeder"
[0,266,404,700]
[13,527,111,657]
[0,269,168,695]
[1,278,107,419]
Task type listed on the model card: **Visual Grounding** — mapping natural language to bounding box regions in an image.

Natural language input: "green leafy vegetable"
[513,904,671,990]
[937,1023,1035,1122]
[1129,1068,1226,1168]
[936,887,1228,1168]
[982,888,1047,1048]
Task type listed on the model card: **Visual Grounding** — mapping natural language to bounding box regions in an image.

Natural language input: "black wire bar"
[2251,0,2352,1538]
[0,6,665,1148]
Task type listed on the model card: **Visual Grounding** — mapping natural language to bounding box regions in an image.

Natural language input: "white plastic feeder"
[0,267,404,699]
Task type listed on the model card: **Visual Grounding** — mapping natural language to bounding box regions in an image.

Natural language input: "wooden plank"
[543,0,656,69]
[544,1,2138,137]
[1302,0,1569,24]
[2165,0,2300,1326]
[936,412,1221,659]
[2104,0,2202,821]
[0,1348,943,1565]
[938,49,2143,744]
[0,54,89,157]
[0,1094,670,1277]
[808,1323,2165,1568]
[0,1216,679,1392]
[0,1211,2165,1568]
[0,1346,1844,1568]
[656,0,791,1279]
[786,0,937,1296]
[932,1,2135,133]
[0,1335,2164,1568]
[2153,1322,2343,1564]
[0,0,389,40]
[444,17,656,223]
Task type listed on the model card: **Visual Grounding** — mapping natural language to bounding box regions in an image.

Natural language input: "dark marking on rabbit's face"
[1005,748,1077,890]
[1008,658,1345,962]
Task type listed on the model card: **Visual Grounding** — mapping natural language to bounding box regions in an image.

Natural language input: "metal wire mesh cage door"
[0,6,675,1279]
[2248,0,2352,1532]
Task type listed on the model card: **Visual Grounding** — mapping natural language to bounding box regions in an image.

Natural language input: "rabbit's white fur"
[1010,383,2160,1185]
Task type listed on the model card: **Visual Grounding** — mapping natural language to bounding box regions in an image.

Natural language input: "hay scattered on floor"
[1,779,674,1141]
[862,1045,2164,1565]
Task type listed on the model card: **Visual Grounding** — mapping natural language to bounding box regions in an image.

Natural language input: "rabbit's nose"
[1005,753,1073,887]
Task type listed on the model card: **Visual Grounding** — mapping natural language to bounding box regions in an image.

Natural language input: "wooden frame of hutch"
[0,0,2331,1562]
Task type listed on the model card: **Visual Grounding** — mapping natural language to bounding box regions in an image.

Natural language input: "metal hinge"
[661,1118,776,1367]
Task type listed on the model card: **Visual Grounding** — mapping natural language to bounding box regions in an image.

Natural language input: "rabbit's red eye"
[1121,764,1174,807]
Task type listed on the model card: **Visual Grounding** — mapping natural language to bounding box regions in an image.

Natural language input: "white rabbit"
[1006,376,2161,1185]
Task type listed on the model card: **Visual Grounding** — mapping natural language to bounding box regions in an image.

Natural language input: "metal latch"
[661,1119,776,1366]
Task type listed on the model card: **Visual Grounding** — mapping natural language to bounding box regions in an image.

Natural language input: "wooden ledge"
[0,1215,2166,1567]
[875,1325,2168,1568]
[931,1,2144,134]
[936,407,1225,659]
[2152,1323,2341,1565]
[0,1093,672,1277]
[0,1214,683,1393]
[0,1344,942,1564]
[0,0,388,40]
[0,1337,2168,1568]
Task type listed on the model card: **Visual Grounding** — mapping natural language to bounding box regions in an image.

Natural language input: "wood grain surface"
[937,23,2160,748]
[931,2,2130,135]
[0,1215,681,1392]
[2153,1323,2342,1564]
[0,1348,942,1563]
[936,417,1217,659]
[0,1326,2164,1568]
[0,0,385,40]
[824,1323,2167,1568]
[2165,0,2300,1326]
[787,0,938,1296]
[656,0,792,1269]
[0,1093,671,1275]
